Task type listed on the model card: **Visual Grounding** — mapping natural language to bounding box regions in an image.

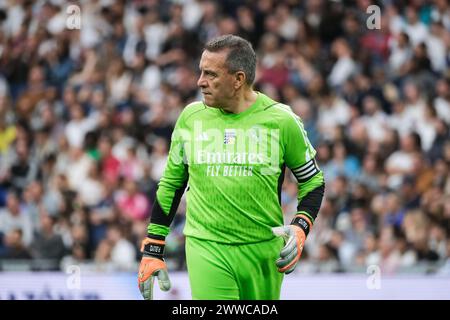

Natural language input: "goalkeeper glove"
[138,237,171,300]
[272,213,312,274]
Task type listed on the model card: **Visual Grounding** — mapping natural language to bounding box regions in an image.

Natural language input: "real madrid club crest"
[224,129,236,145]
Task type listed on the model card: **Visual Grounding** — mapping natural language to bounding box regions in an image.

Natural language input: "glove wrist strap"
[141,234,166,259]
[291,214,312,237]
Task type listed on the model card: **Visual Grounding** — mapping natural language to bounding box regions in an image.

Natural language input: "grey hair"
[204,34,256,86]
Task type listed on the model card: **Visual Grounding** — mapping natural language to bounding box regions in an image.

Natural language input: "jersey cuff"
[147,223,170,238]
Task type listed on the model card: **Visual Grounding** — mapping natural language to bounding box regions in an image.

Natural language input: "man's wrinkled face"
[197,50,236,108]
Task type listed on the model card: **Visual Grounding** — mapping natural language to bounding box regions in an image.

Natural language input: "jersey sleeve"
[147,112,189,239]
[282,106,325,226]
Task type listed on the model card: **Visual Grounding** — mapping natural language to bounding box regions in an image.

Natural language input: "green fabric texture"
[147,223,170,237]
[185,236,285,300]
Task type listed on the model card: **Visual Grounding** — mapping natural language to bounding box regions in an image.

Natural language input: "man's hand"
[272,214,312,274]
[138,238,171,300]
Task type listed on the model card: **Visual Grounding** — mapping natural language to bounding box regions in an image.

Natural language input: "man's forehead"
[199,50,228,69]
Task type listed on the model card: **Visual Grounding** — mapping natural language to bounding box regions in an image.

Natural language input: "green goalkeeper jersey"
[148,92,324,244]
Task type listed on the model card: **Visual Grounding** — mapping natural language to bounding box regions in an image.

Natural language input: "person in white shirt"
[64,104,99,149]
[317,89,351,141]
[0,192,33,247]
[403,7,429,47]
[328,38,358,88]
[426,21,447,74]
[360,95,389,143]
[106,225,136,271]
[388,32,413,76]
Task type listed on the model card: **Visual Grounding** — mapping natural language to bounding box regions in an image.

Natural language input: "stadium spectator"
[115,178,150,221]
[105,224,136,271]
[29,209,66,267]
[0,228,32,260]
[0,192,33,246]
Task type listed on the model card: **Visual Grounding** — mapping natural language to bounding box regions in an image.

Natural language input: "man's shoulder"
[180,100,208,121]
[260,100,300,123]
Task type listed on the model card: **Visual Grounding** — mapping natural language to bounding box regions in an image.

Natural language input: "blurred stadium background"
[0,0,449,299]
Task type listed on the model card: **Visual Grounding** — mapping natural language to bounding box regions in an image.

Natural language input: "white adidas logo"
[196,132,209,141]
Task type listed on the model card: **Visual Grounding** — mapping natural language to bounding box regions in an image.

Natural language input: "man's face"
[6,194,20,214]
[197,50,236,108]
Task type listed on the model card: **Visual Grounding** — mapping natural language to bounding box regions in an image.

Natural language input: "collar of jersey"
[217,92,262,119]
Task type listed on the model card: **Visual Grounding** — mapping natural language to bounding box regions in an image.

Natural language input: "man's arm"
[139,113,189,299]
[281,103,325,227]
[147,117,189,241]
[272,104,325,274]
[290,161,324,233]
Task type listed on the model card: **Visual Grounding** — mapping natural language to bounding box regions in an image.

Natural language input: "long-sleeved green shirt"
[148,92,324,244]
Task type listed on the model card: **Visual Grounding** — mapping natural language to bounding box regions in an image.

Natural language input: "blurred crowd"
[0,0,449,275]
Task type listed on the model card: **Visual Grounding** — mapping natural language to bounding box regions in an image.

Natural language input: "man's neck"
[221,89,258,114]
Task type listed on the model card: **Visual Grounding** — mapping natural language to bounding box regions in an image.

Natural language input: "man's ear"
[234,71,246,89]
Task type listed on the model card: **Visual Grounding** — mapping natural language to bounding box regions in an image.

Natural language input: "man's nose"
[197,75,207,88]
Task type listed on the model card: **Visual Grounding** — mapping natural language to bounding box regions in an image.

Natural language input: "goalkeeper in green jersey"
[138,34,325,300]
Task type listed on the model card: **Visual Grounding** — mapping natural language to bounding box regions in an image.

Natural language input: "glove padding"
[138,238,171,300]
[138,256,171,300]
[272,225,306,274]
